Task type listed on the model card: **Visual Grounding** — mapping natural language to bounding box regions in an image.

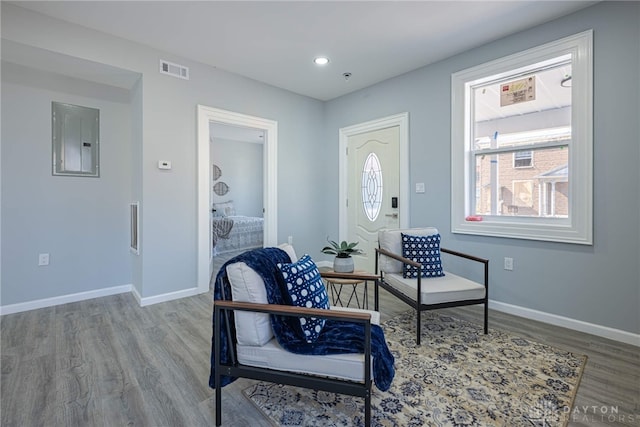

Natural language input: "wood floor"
[1,276,638,426]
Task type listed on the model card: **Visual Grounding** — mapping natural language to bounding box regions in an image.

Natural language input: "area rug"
[243,310,586,427]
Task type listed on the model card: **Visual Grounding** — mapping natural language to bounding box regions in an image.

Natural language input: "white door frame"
[196,105,278,292]
[338,113,410,240]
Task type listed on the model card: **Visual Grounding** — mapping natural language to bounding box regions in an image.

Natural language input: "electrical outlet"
[504,257,513,271]
[288,236,293,245]
[38,253,50,266]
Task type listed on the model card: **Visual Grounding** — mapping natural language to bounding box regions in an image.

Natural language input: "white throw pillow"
[226,262,273,346]
[277,243,298,263]
[378,227,439,273]
[224,244,298,346]
[212,200,235,217]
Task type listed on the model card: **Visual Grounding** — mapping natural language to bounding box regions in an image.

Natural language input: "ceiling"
[9,1,597,101]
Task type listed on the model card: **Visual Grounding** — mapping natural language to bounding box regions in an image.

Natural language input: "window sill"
[452,215,592,245]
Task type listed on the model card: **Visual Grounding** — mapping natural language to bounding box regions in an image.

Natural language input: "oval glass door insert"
[361,152,383,221]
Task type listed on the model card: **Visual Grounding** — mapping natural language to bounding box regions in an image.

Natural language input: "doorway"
[210,123,265,271]
[339,113,409,272]
[196,105,278,292]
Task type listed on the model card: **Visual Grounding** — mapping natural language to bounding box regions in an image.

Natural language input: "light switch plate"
[415,182,425,193]
[38,253,50,266]
[158,160,172,170]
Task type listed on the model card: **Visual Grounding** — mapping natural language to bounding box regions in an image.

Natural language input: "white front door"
[347,126,401,272]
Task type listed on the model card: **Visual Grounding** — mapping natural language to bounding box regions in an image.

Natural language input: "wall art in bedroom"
[214,181,230,196]
[213,164,222,181]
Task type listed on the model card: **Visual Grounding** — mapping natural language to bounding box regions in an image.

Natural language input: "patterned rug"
[243,310,586,427]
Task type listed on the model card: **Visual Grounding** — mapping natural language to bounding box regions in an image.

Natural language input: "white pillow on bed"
[212,200,235,217]
[225,244,298,347]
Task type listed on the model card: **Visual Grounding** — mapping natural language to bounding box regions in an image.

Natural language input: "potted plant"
[321,239,364,273]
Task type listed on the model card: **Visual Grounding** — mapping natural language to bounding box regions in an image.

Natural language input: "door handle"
[385,213,398,218]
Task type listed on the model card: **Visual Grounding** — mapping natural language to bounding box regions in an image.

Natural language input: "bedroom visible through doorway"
[210,123,265,271]
[196,105,278,293]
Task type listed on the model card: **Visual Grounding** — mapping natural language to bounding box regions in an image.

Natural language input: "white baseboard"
[489,299,640,347]
[131,286,143,305]
[135,286,206,307]
[0,283,209,315]
[0,284,132,315]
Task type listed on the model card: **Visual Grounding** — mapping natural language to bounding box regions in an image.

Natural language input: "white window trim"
[451,30,593,245]
[513,150,533,168]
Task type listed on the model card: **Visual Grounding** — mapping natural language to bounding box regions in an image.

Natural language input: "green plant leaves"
[320,238,364,256]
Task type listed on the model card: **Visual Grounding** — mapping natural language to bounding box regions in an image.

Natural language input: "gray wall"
[324,1,640,334]
[1,3,327,303]
[210,138,263,218]
[1,62,133,303]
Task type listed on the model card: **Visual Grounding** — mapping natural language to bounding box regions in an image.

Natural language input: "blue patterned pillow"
[401,233,445,279]
[277,254,330,343]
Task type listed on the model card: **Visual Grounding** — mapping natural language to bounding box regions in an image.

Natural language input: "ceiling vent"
[159,59,189,80]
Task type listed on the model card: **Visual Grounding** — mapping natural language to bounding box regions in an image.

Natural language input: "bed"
[212,215,264,255]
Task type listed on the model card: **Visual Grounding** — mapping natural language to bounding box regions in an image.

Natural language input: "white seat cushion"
[378,227,439,273]
[383,271,485,305]
[237,338,372,382]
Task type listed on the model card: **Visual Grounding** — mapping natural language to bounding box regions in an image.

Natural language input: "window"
[451,31,592,244]
[513,151,533,168]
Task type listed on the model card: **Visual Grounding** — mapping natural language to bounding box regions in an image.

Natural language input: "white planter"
[333,256,354,273]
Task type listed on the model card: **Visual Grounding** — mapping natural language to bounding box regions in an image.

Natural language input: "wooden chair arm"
[441,247,489,265]
[375,247,421,268]
[376,246,488,267]
[441,247,489,289]
[214,300,372,323]
[320,271,380,281]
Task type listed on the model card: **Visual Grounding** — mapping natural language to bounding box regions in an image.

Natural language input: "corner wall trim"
[489,299,640,347]
[0,284,132,315]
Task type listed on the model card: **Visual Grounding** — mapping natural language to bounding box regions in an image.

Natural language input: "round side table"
[323,270,370,309]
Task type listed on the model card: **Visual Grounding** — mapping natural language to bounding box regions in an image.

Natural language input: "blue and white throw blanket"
[209,247,395,391]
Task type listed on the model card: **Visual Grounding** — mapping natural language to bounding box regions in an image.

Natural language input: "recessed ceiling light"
[314,57,329,65]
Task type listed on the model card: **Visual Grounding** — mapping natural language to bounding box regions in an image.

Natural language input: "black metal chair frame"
[374,247,489,345]
[214,299,373,426]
